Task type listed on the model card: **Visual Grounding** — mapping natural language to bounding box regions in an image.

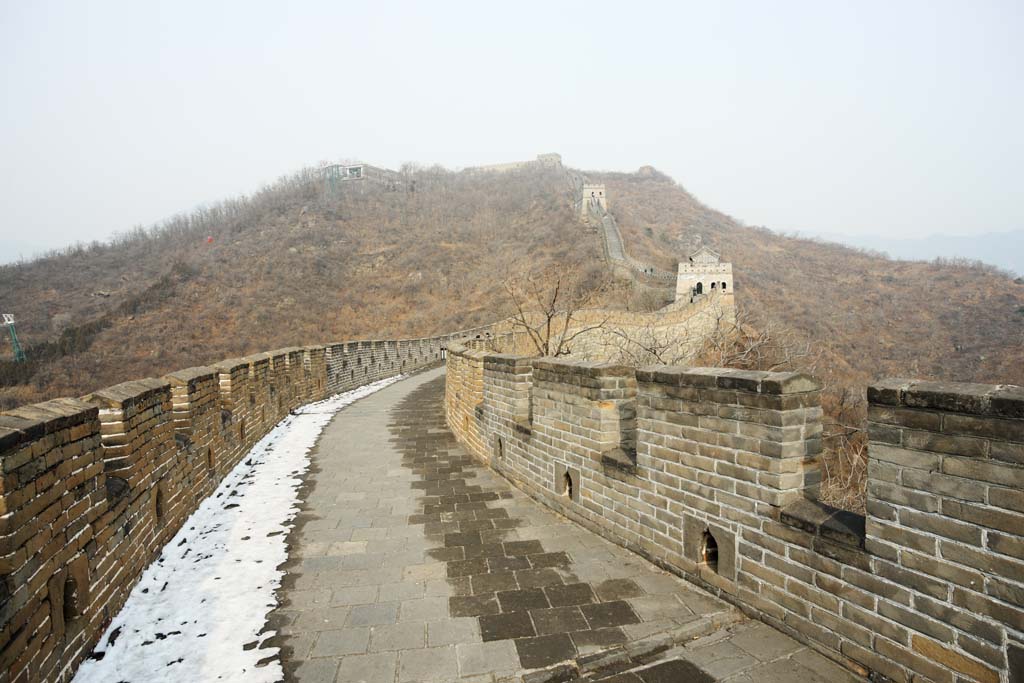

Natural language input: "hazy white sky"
[2,0,1022,262]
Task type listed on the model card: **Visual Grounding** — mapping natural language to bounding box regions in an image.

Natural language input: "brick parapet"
[0,322,491,683]
[445,355,1024,683]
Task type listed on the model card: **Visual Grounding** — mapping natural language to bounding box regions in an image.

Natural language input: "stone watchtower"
[581,184,607,220]
[675,246,733,303]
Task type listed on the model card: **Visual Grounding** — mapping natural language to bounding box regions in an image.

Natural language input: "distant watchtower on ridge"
[581,184,607,220]
[675,246,733,303]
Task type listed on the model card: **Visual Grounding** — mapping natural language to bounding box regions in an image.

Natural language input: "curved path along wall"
[0,327,490,682]
[444,345,1024,683]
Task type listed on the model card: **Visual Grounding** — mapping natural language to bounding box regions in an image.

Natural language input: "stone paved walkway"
[270,369,863,683]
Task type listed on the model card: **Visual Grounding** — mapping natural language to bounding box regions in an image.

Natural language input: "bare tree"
[693,306,818,373]
[501,263,610,357]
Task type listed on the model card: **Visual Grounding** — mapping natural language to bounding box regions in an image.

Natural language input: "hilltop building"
[675,246,733,302]
[581,183,607,219]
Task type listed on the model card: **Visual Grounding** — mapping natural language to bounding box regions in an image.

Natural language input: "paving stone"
[352,527,389,541]
[595,579,645,601]
[377,581,425,602]
[369,621,426,652]
[580,601,641,629]
[684,639,759,679]
[472,572,521,595]
[627,595,693,622]
[347,602,400,627]
[292,657,340,682]
[529,552,573,569]
[450,558,490,577]
[505,540,545,556]
[336,651,399,682]
[497,588,550,612]
[284,589,334,609]
[327,540,368,555]
[311,627,371,657]
[636,659,714,683]
[489,556,533,572]
[428,617,480,647]
[515,568,565,589]
[292,607,352,632]
[330,585,378,606]
[398,646,460,682]
[728,623,804,661]
[530,606,589,635]
[570,627,629,654]
[451,594,501,618]
[600,674,643,683]
[404,562,447,581]
[283,631,316,660]
[480,611,537,641]
[465,543,508,559]
[458,640,521,677]
[514,633,577,669]
[544,583,597,607]
[400,596,449,622]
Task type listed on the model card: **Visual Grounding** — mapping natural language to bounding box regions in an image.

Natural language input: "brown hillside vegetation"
[597,169,1024,389]
[0,166,596,408]
[2,162,1021,427]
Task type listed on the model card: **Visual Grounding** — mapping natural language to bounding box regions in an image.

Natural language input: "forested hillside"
[2,162,1022,420]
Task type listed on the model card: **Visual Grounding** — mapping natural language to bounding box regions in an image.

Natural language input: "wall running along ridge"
[0,328,492,683]
[444,346,1024,683]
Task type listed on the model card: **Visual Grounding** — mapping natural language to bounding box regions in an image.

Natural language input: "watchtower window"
[711,282,717,289]
[701,530,719,573]
[695,282,703,294]
[722,282,727,291]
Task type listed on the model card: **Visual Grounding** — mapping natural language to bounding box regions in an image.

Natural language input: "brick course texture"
[0,327,489,683]
[444,345,1024,683]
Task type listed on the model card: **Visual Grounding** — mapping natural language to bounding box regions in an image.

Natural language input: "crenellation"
[0,324,487,682]
[445,349,1024,683]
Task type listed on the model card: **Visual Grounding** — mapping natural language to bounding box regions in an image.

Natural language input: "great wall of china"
[0,330,495,682]
[0,158,1021,682]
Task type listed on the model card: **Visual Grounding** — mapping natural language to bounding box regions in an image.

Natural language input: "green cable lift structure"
[3,314,26,362]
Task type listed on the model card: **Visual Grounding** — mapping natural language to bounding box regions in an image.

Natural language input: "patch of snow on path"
[73,375,406,683]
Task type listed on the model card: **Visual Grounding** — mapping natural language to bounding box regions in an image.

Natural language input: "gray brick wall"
[0,323,491,683]
[444,348,1024,683]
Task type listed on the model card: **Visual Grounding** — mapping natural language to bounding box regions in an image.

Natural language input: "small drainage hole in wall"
[563,471,574,499]
[63,577,81,621]
[701,530,719,573]
[495,437,504,461]
[155,489,165,521]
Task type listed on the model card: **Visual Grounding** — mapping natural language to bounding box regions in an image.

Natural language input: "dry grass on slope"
[597,170,1024,511]
[0,166,599,408]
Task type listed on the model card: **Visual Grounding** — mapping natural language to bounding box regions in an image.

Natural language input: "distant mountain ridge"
[802,229,1023,276]
[1,161,1022,411]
